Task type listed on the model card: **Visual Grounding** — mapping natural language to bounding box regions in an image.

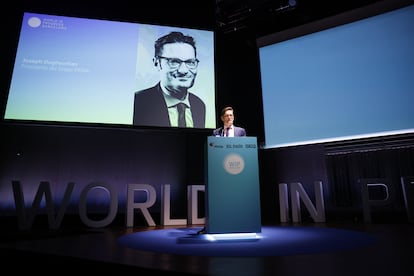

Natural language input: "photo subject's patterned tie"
[177,103,186,127]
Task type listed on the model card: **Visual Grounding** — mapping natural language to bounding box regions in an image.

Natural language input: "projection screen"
[257,0,414,149]
[4,12,216,129]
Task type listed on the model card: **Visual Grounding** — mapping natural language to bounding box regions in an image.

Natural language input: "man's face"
[221,110,234,127]
[157,43,197,98]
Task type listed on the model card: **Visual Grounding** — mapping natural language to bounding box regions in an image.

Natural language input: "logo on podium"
[223,153,245,175]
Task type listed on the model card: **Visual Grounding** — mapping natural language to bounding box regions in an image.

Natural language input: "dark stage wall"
[2,123,413,228]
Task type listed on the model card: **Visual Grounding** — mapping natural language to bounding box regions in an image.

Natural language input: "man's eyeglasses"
[157,56,199,70]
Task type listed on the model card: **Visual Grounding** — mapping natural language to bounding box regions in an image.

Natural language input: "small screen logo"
[28,16,41,28]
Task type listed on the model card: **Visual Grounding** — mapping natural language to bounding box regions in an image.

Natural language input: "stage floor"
[1,222,413,275]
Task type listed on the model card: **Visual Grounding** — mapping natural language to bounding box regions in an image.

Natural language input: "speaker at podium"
[205,136,262,234]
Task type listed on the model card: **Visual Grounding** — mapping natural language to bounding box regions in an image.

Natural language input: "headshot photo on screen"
[133,27,216,129]
[4,13,216,129]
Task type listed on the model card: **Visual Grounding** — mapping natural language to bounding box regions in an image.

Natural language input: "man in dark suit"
[133,31,205,128]
[212,106,246,137]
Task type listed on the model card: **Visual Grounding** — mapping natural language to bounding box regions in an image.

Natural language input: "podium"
[205,136,261,234]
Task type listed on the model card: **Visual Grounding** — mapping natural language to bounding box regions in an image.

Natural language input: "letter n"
[290,181,325,223]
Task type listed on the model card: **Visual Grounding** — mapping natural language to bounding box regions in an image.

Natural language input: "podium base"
[205,232,260,242]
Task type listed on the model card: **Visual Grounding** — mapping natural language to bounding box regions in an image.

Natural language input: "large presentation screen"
[257,1,414,149]
[4,12,216,129]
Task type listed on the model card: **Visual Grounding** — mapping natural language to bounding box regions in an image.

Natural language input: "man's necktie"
[177,103,186,127]
[224,127,229,137]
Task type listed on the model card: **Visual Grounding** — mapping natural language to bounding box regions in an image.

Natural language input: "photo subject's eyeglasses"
[157,56,199,69]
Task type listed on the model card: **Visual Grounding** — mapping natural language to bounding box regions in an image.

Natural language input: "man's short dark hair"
[221,106,234,116]
[154,31,197,57]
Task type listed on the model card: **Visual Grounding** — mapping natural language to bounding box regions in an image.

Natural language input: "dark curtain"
[326,146,414,220]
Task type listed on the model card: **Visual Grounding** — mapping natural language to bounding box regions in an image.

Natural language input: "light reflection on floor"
[117,226,377,257]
